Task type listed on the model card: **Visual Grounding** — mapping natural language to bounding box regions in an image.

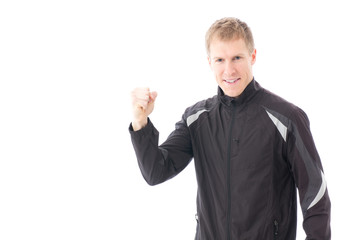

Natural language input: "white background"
[1,0,359,239]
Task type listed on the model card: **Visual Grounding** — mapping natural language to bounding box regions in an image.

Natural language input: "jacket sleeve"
[286,108,331,239]
[129,117,193,186]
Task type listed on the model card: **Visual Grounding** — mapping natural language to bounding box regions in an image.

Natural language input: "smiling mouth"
[224,78,240,84]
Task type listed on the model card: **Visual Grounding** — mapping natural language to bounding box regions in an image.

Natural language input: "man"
[129,17,331,240]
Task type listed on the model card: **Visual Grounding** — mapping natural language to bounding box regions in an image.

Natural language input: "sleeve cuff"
[128,118,154,137]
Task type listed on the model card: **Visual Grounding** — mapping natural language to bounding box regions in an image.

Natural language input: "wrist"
[132,118,148,131]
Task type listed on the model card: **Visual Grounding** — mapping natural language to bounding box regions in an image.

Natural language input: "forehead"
[209,37,248,56]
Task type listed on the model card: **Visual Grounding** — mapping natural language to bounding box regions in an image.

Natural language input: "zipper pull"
[274,220,279,239]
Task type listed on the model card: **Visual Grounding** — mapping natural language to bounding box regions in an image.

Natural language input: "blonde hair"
[205,17,254,56]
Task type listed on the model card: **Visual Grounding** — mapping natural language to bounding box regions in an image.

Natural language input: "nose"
[224,61,236,77]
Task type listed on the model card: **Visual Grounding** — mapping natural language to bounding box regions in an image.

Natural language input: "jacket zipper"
[226,103,236,240]
[273,220,279,240]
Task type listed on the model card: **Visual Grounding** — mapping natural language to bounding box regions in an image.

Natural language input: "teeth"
[225,79,237,83]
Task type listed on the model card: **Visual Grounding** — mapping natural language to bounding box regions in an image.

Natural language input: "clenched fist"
[131,87,157,131]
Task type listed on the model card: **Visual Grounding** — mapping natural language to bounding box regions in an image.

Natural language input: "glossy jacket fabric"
[129,80,331,240]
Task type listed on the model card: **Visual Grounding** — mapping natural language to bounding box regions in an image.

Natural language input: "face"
[208,38,256,98]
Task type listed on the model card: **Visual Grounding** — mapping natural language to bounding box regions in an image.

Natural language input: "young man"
[129,17,331,240]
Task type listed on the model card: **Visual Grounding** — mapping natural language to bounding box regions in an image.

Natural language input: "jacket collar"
[218,78,259,107]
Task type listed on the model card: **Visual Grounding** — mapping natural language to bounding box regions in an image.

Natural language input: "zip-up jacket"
[129,79,331,240]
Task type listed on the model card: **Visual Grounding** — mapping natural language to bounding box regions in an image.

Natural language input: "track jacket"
[129,79,331,240]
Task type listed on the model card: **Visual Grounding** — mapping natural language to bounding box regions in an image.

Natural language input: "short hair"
[205,17,255,56]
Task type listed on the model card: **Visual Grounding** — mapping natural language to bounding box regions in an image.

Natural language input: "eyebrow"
[212,53,246,60]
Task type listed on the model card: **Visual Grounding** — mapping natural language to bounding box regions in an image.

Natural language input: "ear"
[207,56,213,70]
[251,49,257,65]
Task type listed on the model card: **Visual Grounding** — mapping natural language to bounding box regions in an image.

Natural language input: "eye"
[215,58,223,63]
[234,56,242,61]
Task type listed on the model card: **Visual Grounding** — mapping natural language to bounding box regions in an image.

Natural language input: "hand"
[131,87,157,131]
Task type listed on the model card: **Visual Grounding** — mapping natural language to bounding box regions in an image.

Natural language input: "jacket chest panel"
[230,109,280,171]
[191,105,285,183]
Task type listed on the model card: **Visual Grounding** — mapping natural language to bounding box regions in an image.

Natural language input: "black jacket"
[129,80,331,240]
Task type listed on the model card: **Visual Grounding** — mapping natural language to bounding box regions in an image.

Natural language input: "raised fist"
[131,87,157,131]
